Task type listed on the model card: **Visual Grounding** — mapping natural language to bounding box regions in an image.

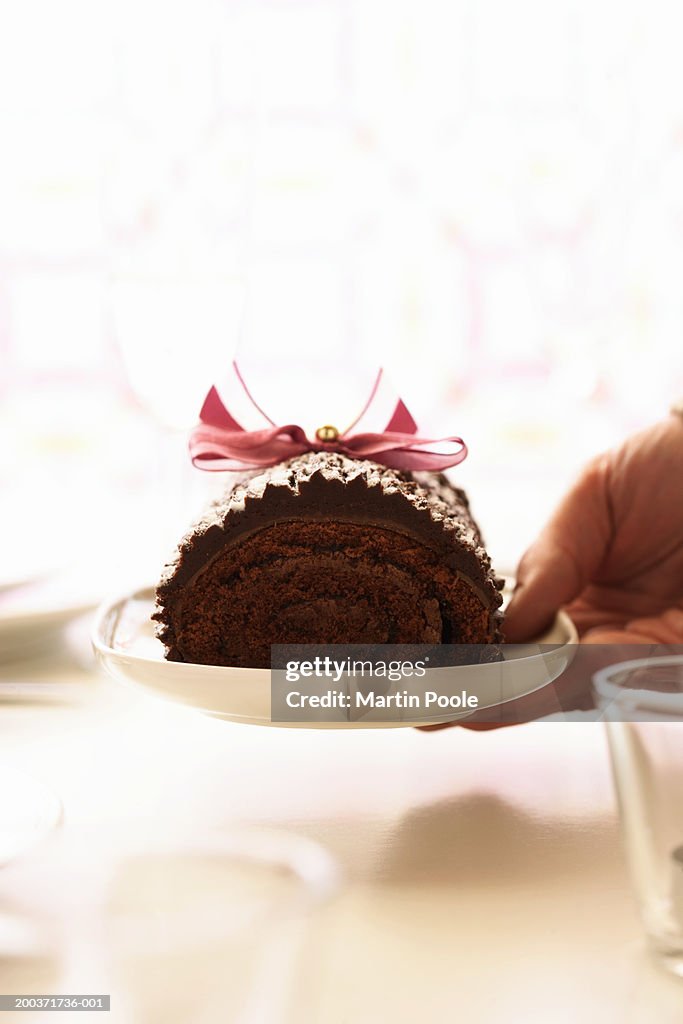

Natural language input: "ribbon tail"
[199,385,245,432]
[383,398,418,435]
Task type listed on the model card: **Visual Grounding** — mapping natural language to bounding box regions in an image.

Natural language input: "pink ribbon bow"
[189,364,468,473]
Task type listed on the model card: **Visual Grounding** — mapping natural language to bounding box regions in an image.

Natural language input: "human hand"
[419,414,683,732]
[505,413,683,644]
[420,413,683,732]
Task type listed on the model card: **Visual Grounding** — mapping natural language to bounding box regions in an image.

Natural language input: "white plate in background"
[0,576,99,663]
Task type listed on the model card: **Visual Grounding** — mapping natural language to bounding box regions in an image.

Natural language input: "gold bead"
[315,424,339,443]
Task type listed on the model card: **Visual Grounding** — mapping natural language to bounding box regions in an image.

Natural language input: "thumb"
[504,458,611,642]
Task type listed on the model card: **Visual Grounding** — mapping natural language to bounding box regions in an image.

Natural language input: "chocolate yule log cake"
[154,451,504,668]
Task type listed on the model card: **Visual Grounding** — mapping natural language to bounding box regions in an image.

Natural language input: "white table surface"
[0,622,682,1024]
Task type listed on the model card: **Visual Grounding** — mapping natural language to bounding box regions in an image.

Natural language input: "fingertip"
[503,571,551,642]
[504,601,552,643]
[502,553,539,641]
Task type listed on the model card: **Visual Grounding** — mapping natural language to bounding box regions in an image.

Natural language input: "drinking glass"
[102,829,339,1023]
[593,655,683,977]
[10,827,339,1023]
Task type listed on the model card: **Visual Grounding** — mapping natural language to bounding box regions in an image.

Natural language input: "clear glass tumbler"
[593,655,683,978]
[107,828,340,1023]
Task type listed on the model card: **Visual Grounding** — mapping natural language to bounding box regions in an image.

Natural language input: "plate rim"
[92,585,578,674]
[91,585,579,728]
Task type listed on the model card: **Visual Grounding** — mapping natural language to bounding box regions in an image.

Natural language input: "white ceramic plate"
[93,587,578,729]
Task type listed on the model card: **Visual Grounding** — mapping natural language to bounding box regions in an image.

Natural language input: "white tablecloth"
[0,631,681,1023]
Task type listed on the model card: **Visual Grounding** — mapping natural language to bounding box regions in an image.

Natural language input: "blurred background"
[2,7,683,1014]
[3,0,683,582]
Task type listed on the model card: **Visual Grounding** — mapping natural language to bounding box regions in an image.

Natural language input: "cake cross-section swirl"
[154,452,505,668]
